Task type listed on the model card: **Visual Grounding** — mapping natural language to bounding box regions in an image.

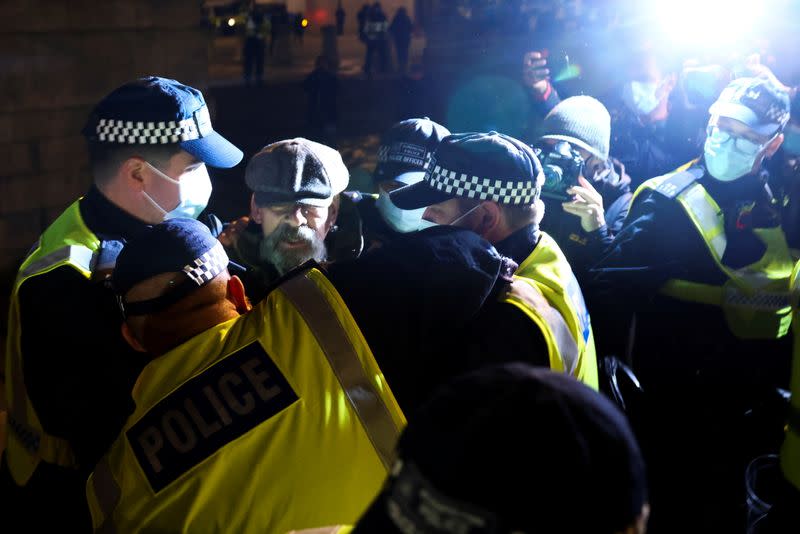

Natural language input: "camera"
[533,141,585,201]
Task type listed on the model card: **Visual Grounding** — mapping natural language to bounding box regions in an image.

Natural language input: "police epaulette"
[652,168,703,199]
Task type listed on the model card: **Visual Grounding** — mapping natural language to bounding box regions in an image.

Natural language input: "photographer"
[533,95,632,283]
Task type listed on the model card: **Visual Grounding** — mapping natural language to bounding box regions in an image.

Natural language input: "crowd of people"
[3,7,800,533]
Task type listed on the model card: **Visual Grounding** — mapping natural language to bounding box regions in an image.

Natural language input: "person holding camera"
[532,95,632,283]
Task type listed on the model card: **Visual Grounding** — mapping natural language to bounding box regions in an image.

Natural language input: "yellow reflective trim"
[679,183,727,259]
[90,457,120,534]
[660,280,723,307]
[279,271,401,470]
[503,278,579,376]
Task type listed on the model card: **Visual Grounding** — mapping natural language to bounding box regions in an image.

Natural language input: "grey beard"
[259,223,327,275]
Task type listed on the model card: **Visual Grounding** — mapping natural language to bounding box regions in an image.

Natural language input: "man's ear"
[121,322,147,353]
[476,202,502,236]
[324,195,341,234]
[228,275,252,313]
[121,157,147,192]
[250,194,262,223]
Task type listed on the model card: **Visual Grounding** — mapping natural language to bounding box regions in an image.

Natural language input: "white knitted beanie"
[539,96,611,160]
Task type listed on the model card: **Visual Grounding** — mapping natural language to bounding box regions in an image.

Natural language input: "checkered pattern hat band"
[427,163,540,205]
[183,241,228,286]
[120,241,229,317]
[377,142,432,169]
[95,106,213,144]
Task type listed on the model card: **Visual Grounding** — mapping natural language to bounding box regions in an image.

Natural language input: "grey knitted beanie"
[539,96,611,160]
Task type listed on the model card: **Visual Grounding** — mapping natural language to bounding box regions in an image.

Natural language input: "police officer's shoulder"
[642,166,704,200]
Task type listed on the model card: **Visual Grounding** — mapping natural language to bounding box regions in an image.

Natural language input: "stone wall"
[0,0,209,358]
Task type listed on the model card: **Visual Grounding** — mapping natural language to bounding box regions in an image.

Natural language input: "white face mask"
[375,189,427,233]
[622,81,661,116]
[143,162,213,220]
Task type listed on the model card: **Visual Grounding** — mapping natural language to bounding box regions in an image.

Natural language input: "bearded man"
[222,138,348,301]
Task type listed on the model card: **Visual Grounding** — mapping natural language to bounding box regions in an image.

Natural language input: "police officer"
[220,138,350,303]
[87,216,544,532]
[591,77,795,530]
[391,132,599,389]
[86,218,406,533]
[362,2,389,77]
[1,77,243,529]
[342,117,450,250]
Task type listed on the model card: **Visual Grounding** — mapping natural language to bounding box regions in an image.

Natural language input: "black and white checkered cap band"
[183,241,228,286]
[427,164,540,205]
[377,142,432,169]
[95,106,214,144]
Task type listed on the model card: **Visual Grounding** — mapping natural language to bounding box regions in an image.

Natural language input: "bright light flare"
[301,18,308,28]
[652,0,766,51]
[227,18,236,27]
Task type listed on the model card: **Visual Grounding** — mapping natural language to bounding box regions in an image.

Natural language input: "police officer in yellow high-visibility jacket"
[591,77,795,531]
[86,218,406,533]
[2,77,243,531]
[391,131,598,390]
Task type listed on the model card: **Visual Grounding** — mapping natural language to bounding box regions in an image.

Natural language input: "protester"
[220,138,349,302]
[1,76,242,530]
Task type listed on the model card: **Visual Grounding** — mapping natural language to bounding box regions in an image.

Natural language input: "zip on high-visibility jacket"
[780,260,800,491]
[634,169,795,340]
[85,268,406,534]
[4,200,99,485]
[505,231,598,390]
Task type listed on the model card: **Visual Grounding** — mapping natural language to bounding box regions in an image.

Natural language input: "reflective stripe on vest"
[639,174,795,339]
[5,200,98,485]
[280,271,401,470]
[780,260,800,490]
[513,232,598,390]
[90,457,120,534]
[86,267,404,533]
[503,278,580,375]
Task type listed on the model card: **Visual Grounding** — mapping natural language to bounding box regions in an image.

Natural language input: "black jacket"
[540,159,633,284]
[326,225,548,413]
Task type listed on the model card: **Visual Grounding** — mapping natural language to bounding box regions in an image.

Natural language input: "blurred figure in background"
[303,55,340,144]
[242,5,269,86]
[389,7,413,75]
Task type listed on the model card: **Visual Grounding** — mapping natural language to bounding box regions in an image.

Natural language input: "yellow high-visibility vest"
[86,268,406,534]
[780,260,800,490]
[635,171,795,339]
[4,200,97,485]
[508,232,598,390]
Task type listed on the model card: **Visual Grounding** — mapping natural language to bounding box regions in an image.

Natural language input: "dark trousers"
[394,38,410,73]
[243,37,265,85]
[364,40,388,75]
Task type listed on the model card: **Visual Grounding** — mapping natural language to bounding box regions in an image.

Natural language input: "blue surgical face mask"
[375,188,427,233]
[622,81,661,116]
[703,127,764,182]
[782,125,800,157]
[143,162,213,220]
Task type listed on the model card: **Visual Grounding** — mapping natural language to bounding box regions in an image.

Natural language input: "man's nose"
[286,206,307,226]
